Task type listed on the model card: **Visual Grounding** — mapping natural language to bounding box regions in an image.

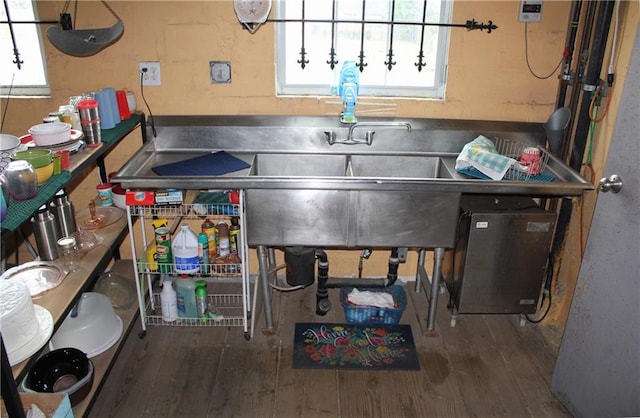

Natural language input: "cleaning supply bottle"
[160,279,178,322]
[198,232,210,274]
[175,274,197,318]
[195,282,208,322]
[172,223,199,274]
[201,218,217,259]
[229,217,241,256]
[217,220,230,258]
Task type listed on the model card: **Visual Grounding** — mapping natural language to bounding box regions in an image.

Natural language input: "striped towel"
[455,136,516,180]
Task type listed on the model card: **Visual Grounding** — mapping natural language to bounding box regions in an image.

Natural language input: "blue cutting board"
[151,151,250,176]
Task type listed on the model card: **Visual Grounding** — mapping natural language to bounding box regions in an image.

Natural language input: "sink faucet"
[325,121,412,146]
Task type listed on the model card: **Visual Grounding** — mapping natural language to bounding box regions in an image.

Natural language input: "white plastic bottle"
[160,279,178,322]
[172,224,199,274]
[175,274,197,318]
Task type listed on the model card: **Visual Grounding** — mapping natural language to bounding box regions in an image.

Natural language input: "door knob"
[598,174,623,193]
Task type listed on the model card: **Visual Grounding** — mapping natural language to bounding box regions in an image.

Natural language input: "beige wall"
[1,1,638,345]
[2,0,571,126]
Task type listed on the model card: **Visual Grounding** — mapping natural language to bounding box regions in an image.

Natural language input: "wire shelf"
[137,261,242,278]
[492,137,551,181]
[146,293,246,327]
[129,203,240,219]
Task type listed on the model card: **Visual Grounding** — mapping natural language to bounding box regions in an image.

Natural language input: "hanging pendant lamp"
[46,0,124,57]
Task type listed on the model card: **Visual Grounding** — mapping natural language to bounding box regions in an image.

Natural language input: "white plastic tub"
[28,122,72,146]
[49,292,123,358]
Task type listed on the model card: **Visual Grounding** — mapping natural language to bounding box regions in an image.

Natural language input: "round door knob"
[598,174,623,193]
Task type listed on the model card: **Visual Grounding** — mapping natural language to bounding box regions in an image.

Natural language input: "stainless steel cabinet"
[445,195,556,320]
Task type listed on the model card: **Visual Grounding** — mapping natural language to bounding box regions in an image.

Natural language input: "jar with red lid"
[96,183,113,206]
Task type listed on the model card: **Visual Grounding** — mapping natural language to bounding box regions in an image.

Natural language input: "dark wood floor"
[89,282,570,418]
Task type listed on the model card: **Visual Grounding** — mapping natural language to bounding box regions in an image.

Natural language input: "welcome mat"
[292,323,420,371]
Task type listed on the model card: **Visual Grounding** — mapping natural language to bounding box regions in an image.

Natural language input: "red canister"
[116,90,131,120]
[519,147,541,175]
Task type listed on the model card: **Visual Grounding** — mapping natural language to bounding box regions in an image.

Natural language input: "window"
[1,0,49,96]
[276,0,452,98]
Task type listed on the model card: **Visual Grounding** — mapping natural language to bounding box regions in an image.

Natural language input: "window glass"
[1,0,49,96]
[276,0,451,98]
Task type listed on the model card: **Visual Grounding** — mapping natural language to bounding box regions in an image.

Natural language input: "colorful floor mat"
[292,323,420,371]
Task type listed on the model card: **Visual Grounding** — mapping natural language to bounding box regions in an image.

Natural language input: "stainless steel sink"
[114,116,593,196]
[245,153,460,247]
[250,154,348,177]
[249,153,452,179]
[349,155,452,178]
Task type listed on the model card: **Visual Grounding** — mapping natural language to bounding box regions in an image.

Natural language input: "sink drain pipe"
[315,248,399,315]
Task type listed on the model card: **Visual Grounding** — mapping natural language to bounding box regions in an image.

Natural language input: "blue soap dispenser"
[339,61,359,124]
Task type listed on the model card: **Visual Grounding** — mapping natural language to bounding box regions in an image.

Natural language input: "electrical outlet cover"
[210,61,231,84]
[139,61,161,86]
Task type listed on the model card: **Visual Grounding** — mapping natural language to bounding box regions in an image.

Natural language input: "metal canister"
[155,226,172,273]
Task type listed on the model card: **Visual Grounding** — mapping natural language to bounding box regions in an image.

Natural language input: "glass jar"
[5,160,37,201]
[57,236,80,272]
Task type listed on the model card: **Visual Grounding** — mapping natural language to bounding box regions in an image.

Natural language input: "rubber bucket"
[285,247,316,287]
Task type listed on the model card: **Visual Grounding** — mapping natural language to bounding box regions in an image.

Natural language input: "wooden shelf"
[10,212,129,381]
[0,113,144,233]
[2,113,146,418]
[71,260,140,418]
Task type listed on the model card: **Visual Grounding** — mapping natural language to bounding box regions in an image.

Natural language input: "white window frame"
[1,0,50,96]
[275,0,452,99]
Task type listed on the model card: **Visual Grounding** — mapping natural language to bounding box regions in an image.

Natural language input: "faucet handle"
[324,131,337,145]
[363,131,375,145]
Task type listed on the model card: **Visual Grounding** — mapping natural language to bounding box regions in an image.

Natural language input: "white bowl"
[28,122,72,146]
[112,191,126,209]
[1,134,23,174]
[0,134,20,151]
[49,292,123,358]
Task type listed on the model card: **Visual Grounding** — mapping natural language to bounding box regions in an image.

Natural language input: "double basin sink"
[249,153,450,179]
[245,152,459,248]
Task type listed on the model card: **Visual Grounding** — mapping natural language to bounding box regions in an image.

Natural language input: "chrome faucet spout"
[324,121,412,146]
[347,121,412,142]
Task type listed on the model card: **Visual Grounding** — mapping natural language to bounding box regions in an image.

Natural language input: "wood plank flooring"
[88,283,570,418]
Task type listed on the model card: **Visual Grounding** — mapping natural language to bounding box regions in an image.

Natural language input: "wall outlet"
[139,61,161,86]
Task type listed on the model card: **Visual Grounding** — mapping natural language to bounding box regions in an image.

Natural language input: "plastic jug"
[160,279,178,322]
[175,275,197,318]
[172,224,199,274]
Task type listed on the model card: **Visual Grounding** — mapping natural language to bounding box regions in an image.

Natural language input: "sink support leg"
[426,247,445,332]
[257,245,275,332]
[415,249,426,293]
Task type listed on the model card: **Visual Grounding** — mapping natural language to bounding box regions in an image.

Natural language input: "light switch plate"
[210,61,231,84]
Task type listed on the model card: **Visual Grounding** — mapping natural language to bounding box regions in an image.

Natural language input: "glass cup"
[5,160,38,201]
[57,236,80,272]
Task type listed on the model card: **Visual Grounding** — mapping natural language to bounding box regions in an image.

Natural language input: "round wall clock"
[233,0,272,33]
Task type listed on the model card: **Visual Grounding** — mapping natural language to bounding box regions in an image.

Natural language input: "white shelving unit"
[126,190,252,340]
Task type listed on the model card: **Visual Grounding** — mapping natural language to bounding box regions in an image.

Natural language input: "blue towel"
[455,136,516,180]
[151,151,250,176]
